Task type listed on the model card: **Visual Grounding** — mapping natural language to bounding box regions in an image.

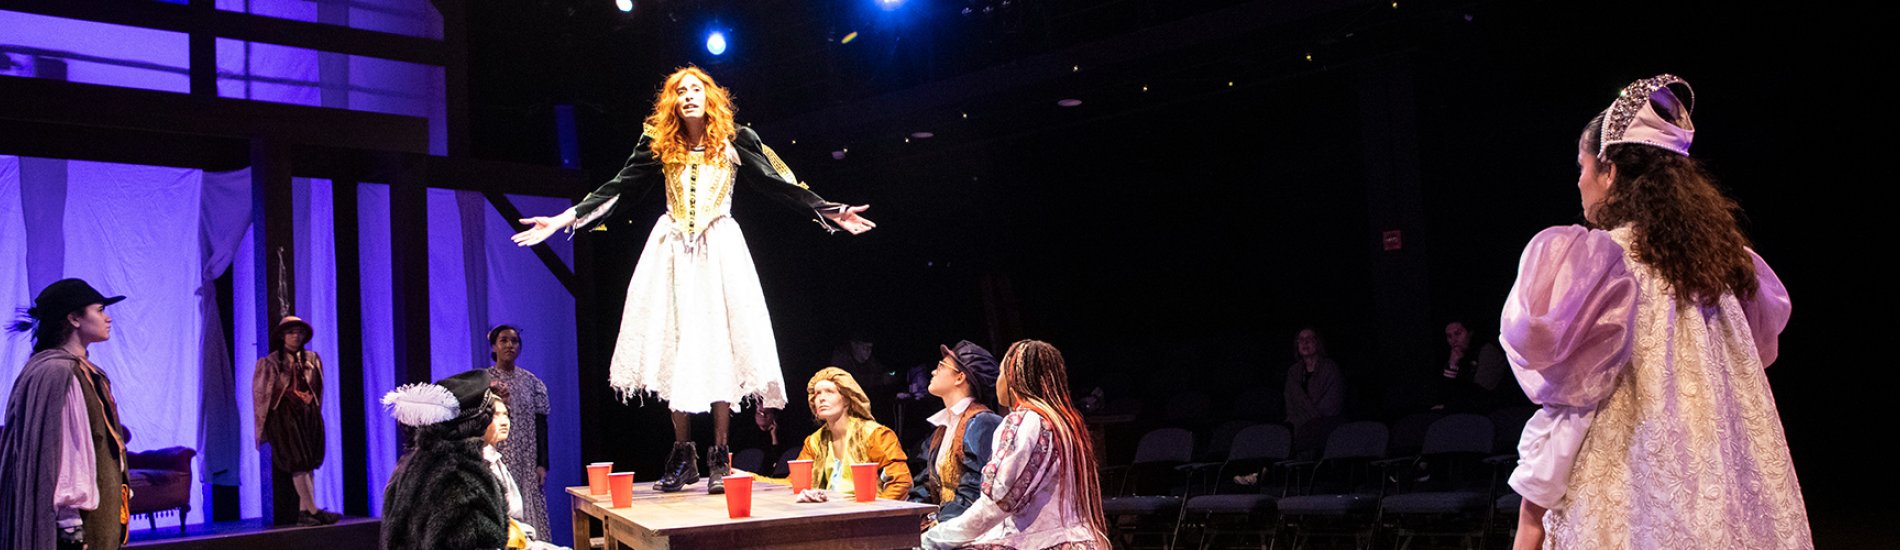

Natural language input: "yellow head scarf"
[804,367,881,490]
[806,367,874,423]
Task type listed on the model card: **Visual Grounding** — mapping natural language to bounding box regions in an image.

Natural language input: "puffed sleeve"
[868,425,912,500]
[1500,225,1639,408]
[1499,225,1638,510]
[1740,249,1791,367]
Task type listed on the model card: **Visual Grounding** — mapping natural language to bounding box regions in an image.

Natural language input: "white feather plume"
[382,383,459,427]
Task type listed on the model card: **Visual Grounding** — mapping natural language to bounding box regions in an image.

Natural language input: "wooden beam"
[439,0,472,157]
[483,192,576,296]
[251,138,300,526]
[189,0,216,97]
[0,0,448,66]
[281,148,585,196]
[388,161,432,387]
[0,77,430,154]
[332,179,371,517]
[0,118,584,199]
[425,156,587,197]
[0,120,248,170]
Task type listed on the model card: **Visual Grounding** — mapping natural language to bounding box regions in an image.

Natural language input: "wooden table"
[568,474,934,550]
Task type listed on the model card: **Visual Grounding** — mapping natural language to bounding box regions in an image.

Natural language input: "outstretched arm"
[511,210,577,247]
[732,127,876,234]
[515,134,661,246]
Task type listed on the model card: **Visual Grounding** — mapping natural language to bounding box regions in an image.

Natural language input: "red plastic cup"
[608,472,636,508]
[850,463,878,502]
[787,460,813,492]
[586,462,613,495]
[723,475,754,518]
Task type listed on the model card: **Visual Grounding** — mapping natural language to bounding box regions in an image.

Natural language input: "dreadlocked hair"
[1582,112,1758,307]
[999,340,1109,543]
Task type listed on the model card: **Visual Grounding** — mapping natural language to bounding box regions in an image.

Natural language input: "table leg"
[572,505,591,549]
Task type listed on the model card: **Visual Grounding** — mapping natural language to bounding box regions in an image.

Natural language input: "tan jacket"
[251,350,323,447]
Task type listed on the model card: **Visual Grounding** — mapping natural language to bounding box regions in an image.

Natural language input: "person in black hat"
[1,278,132,550]
[251,315,337,526]
[379,369,508,550]
[906,340,1003,527]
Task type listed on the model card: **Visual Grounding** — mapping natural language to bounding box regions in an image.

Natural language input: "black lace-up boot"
[654,441,700,493]
[706,444,732,494]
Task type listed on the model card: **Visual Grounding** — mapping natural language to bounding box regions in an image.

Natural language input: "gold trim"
[760,145,802,187]
[663,152,738,237]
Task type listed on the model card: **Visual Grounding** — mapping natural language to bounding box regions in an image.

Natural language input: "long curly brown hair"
[644,66,738,166]
[1582,111,1757,307]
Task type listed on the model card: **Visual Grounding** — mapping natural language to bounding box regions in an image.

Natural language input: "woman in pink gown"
[1502,75,1810,549]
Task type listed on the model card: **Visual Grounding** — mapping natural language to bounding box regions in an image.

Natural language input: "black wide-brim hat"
[28,278,126,321]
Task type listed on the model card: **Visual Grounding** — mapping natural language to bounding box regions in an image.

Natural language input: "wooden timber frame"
[0,0,596,526]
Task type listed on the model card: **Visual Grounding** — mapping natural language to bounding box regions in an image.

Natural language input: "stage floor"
[127,517,379,550]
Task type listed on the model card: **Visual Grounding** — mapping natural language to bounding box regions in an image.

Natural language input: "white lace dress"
[1502,225,1810,549]
[605,151,787,412]
[568,127,848,414]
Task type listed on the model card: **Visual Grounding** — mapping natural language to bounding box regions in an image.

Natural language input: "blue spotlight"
[615,0,633,13]
[877,0,904,10]
[706,31,728,56]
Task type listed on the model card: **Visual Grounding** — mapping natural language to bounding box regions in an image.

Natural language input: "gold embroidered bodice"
[663,151,737,237]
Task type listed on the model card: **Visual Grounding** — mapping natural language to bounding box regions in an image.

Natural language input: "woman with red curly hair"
[513,66,875,494]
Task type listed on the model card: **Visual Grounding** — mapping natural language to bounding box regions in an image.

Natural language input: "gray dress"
[486,365,551,536]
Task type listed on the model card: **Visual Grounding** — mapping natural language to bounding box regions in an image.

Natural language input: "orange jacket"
[797,423,913,500]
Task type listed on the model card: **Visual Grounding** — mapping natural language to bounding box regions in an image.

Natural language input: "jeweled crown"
[1599,74,1695,158]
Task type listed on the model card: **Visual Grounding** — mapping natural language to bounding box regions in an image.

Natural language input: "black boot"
[654,441,700,493]
[707,444,732,494]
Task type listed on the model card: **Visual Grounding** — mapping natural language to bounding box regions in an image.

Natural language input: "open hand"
[512,211,576,247]
[824,205,877,235]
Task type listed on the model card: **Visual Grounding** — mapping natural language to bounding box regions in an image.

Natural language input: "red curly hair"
[644,66,739,166]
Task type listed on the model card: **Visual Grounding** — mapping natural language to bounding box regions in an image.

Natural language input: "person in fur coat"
[379,370,508,550]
